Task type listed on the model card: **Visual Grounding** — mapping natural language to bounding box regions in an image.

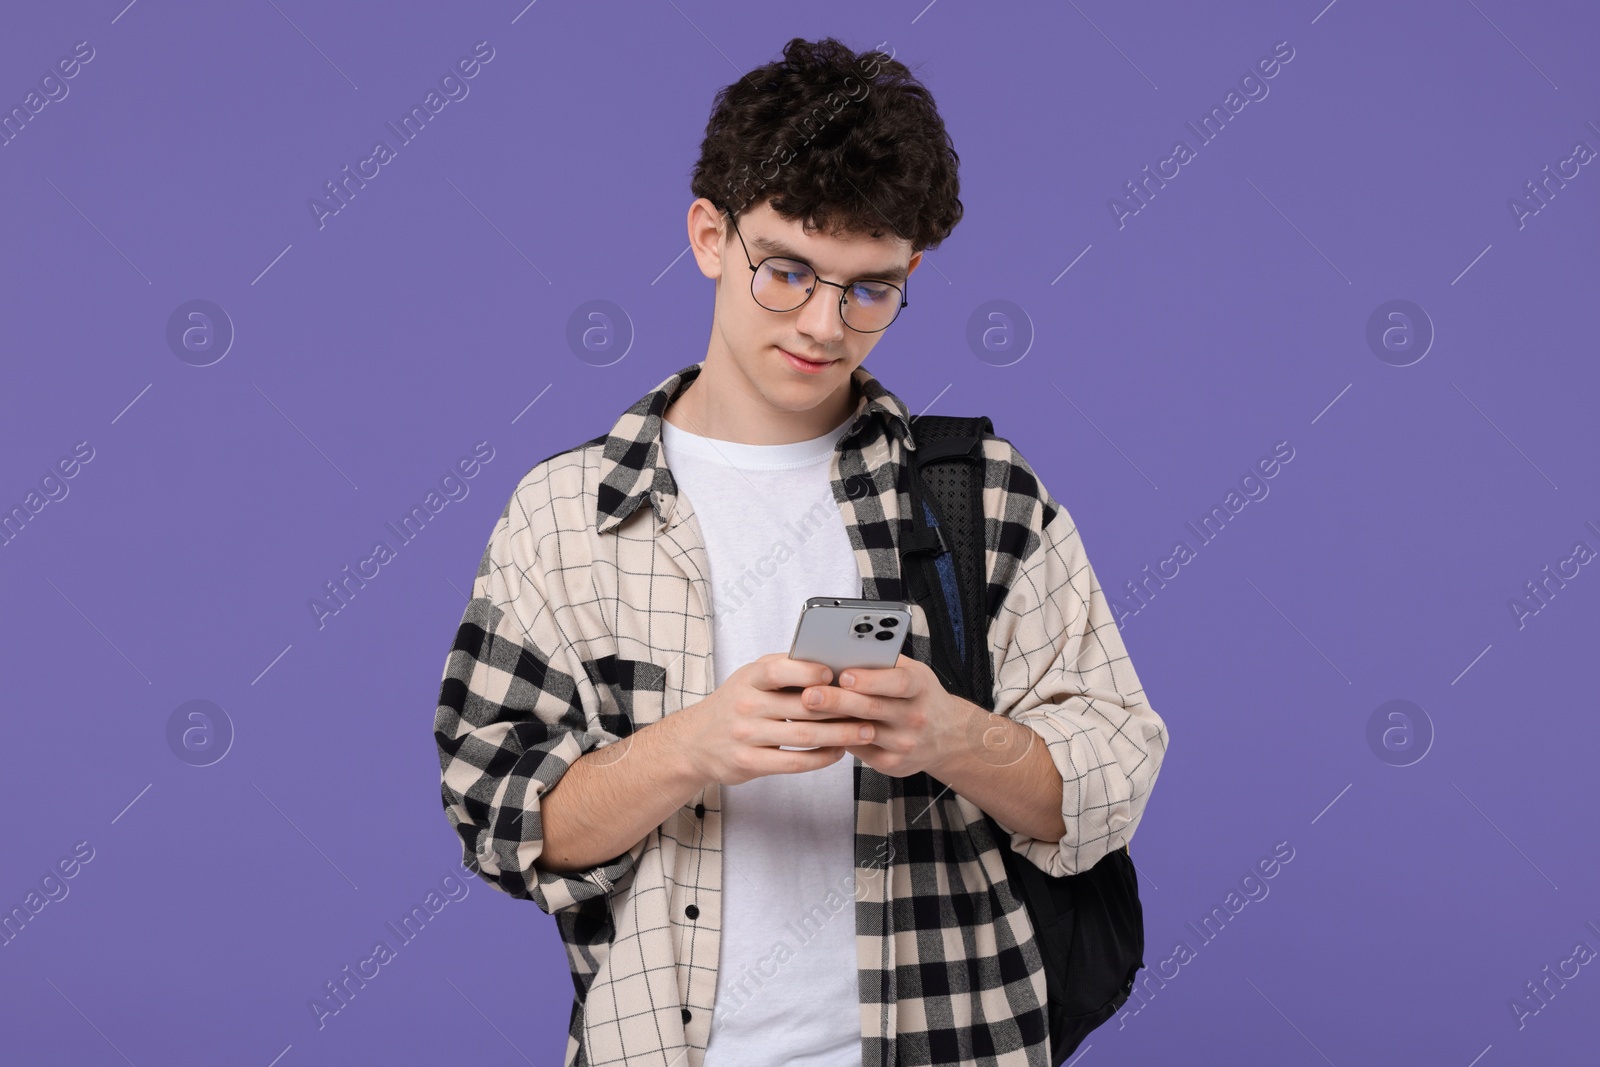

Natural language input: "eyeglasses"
[722,208,909,333]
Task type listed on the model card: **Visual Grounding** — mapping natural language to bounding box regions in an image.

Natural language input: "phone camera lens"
[853,622,874,634]
[878,617,899,627]
[874,630,895,641]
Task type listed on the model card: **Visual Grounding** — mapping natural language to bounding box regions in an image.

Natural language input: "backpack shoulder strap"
[902,414,995,711]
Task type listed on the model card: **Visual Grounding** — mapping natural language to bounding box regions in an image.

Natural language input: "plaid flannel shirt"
[434,359,1169,1067]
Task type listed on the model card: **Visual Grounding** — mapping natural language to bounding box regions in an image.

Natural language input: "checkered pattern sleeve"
[434,493,645,916]
[989,446,1171,878]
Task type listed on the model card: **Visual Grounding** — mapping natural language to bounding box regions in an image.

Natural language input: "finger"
[752,745,847,775]
[835,664,882,691]
[763,656,834,692]
[832,652,908,694]
[760,718,876,748]
[838,662,913,698]
[796,746,847,771]
[798,685,890,722]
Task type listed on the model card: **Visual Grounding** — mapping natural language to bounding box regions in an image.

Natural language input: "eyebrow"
[748,233,909,284]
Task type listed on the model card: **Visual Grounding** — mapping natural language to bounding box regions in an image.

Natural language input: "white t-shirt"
[661,411,865,1067]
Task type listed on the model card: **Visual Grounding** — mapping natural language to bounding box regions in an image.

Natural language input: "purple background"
[3,1,1597,1064]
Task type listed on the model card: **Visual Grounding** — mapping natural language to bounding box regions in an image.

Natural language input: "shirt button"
[694,802,705,818]
[685,904,699,920]
[682,1007,693,1023]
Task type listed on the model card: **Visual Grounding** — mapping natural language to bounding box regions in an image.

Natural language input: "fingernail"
[805,690,821,705]
[840,672,855,687]
[859,726,873,740]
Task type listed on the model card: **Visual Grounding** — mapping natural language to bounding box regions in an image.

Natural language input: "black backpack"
[900,414,1146,1064]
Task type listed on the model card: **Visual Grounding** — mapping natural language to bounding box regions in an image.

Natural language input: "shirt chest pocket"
[582,653,670,739]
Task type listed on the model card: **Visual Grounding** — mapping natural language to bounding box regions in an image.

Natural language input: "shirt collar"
[595,359,917,534]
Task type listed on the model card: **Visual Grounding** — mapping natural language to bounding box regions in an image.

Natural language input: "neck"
[666,352,858,445]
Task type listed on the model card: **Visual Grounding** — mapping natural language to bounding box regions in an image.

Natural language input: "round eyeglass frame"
[721,207,909,334]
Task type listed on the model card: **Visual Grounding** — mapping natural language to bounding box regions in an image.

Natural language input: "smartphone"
[787,596,912,682]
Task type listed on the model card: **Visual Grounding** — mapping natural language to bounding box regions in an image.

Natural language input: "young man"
[434,37,1168,1067]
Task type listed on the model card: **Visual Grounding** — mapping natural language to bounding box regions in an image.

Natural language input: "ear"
[687,198,728,282]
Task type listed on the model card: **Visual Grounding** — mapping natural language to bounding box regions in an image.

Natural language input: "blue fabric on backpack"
[921,498,965,664]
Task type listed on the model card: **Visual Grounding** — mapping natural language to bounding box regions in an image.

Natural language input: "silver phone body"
[787,597,912,682]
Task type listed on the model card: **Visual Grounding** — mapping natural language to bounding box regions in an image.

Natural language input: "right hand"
[679,652,877,786]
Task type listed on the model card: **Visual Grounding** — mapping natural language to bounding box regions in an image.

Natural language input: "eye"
[764,258,812,287]
[849,281,896,305]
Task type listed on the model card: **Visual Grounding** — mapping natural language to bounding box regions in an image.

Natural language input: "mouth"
[779,347,837,373]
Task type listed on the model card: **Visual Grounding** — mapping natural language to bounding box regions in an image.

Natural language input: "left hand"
[799,654,968,778]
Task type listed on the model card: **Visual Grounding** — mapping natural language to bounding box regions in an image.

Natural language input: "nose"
[795,284,847,345]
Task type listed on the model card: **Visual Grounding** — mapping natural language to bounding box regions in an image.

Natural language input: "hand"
[800,654,968,779]
[679,652,880,787]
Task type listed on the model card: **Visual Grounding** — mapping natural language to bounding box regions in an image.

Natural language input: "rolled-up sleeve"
[988,450,1170,878]
[434,495,645,916]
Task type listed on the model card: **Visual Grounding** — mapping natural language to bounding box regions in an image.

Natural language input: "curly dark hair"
[690,37,963,253]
